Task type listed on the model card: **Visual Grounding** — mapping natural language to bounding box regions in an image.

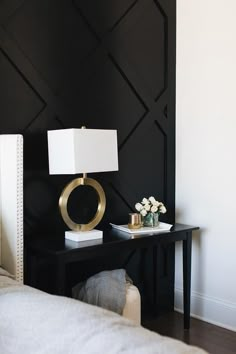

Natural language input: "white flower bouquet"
[135,196,167,227]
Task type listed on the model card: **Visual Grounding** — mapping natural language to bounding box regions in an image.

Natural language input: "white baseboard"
[175,287,236,332]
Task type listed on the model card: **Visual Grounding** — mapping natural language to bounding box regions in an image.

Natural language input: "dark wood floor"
[142,312,236,354]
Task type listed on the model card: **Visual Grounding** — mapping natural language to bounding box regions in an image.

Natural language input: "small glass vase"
[142,212,159,227]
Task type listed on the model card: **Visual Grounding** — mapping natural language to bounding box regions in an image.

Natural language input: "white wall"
[176,0,236,331]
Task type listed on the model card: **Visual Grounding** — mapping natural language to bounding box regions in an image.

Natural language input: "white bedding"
[0,275,207,354]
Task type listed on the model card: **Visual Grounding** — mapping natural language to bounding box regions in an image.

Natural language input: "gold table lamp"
[47,127,118,242]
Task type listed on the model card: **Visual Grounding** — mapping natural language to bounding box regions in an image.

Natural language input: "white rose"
[149,196,156,204]
[140,209,147,216]
[142,198,149,205]
[151,206,158,213]
[153,200,160,207]
[135,203,143,212]
[144,204,151,211]
[160,205,167,213]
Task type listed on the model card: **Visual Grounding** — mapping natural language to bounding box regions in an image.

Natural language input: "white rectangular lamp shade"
[48,128,119,174]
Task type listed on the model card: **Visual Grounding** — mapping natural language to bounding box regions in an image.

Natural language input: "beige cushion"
[0,266,14,278]
[122,284,141,325]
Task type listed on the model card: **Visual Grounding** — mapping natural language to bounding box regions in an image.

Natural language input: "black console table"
[26,223,199,329]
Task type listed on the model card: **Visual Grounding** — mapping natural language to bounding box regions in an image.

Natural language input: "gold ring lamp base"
[59,175,106,242]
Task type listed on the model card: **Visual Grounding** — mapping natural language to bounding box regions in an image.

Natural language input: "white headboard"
[0,135,23,282]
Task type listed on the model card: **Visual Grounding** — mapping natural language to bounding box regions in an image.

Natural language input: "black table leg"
[27,251,38,288]
[153,246,157,314]
[183,231,192,329]
[153,245,162,315]
[55,258,66,296]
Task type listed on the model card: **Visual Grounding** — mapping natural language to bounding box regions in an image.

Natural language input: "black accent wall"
[0,0,176,309]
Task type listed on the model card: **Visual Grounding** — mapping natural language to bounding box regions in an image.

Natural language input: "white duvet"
[0,276,207,354]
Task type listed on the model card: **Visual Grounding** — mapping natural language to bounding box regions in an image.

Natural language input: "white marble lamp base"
[65,229,103,242]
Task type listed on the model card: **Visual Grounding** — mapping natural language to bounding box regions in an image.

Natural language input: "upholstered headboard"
[0,135,23,282]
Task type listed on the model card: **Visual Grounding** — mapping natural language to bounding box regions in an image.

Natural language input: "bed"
[0,134,207,354]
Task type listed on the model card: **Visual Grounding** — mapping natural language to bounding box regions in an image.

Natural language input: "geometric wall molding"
[0,0,176,230]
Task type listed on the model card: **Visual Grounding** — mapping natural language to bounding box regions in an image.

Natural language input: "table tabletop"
[27,223,199,257]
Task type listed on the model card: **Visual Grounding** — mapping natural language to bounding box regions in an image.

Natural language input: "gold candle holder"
[128,213,142,229]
